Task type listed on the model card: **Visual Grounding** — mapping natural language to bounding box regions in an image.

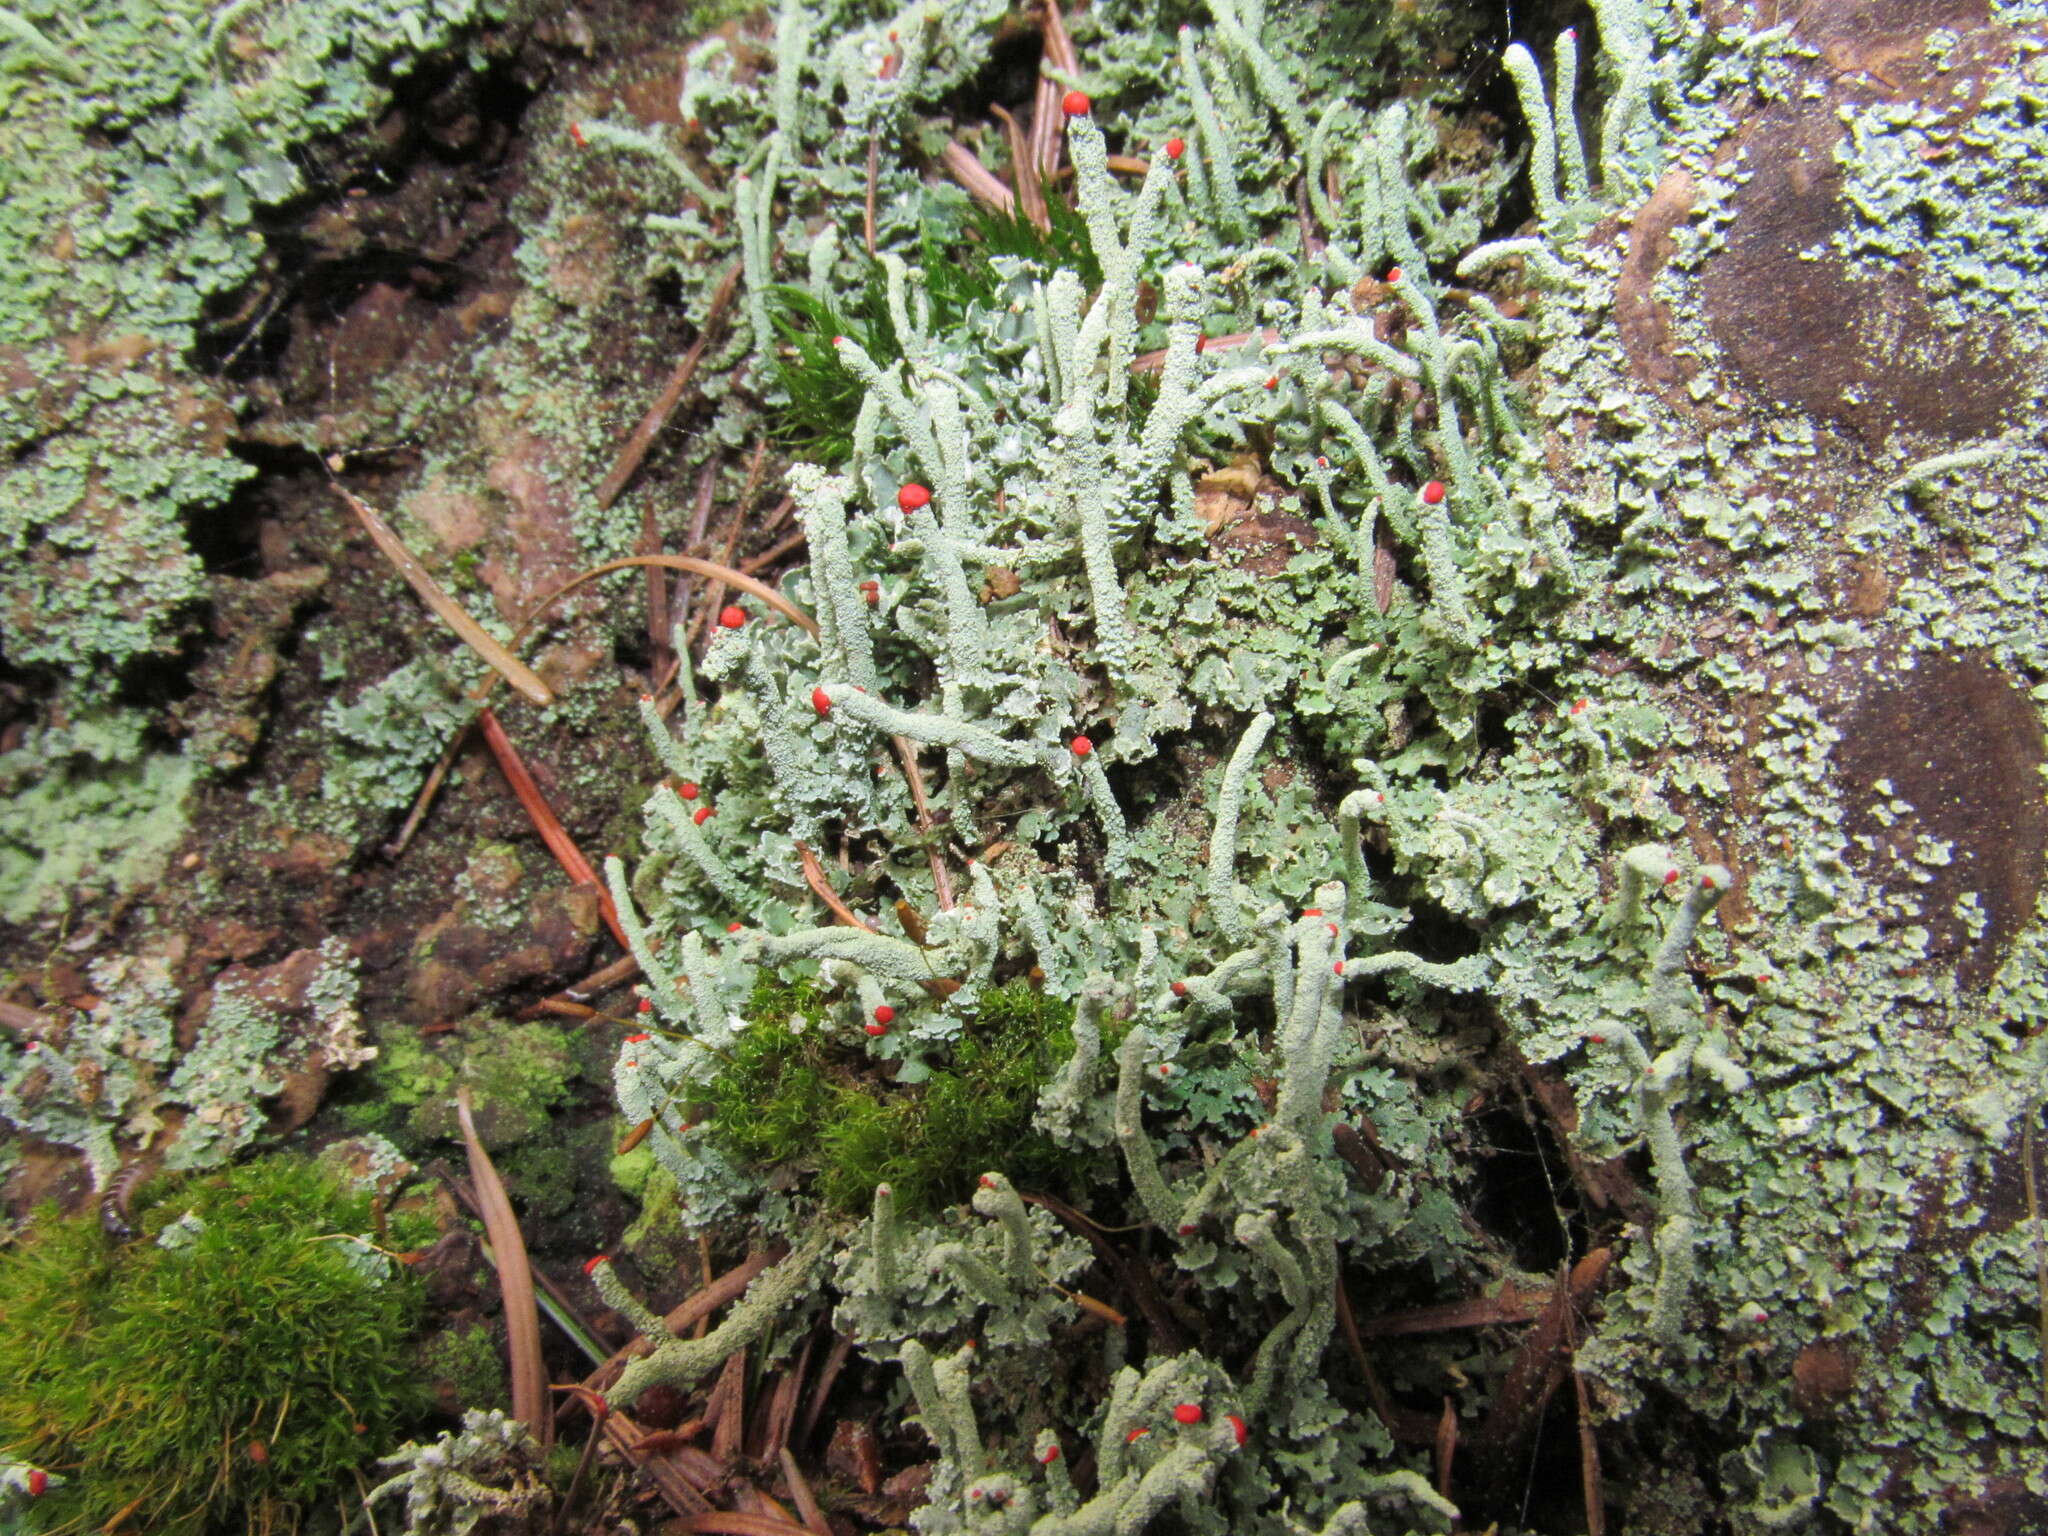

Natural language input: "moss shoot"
[767,201,1101,463]
[0,1155,428,1534]
[704,978,1091,1215]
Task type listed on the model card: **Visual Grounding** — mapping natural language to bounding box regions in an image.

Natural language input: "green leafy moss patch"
[0,1156,427,1534]
[704,979,1090,1216]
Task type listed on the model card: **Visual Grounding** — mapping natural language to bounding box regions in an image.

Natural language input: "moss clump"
[704,979,1087,1216]
[0,1155,428,1534]
[767,202,1100,463]
[352,1019,576,1149]
[418,1321,508,1415]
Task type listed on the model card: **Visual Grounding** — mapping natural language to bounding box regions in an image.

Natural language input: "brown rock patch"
[1699,94,2022,445]
[1832,652,2047,989]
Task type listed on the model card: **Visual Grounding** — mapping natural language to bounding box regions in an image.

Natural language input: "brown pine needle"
[778,1449,831,1536]
[641,498,673,683]
[521,953,643,1018]
[604,1408,715,1516]
[596,261,743,510]
[456,1087,550,1445]
[515,553,817,641]
[329,480,554,706]
[474,706,629,951]
[675,1515,813,1536]
[940,139,1016,213]
[864,131,881,256]
[738,526,810,575]
[795,841,878,932]
[990,104,1045,230]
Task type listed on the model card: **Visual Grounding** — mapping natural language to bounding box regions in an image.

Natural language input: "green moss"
[703,978,1089,1215]
[766,203,1099,462]
[619,1154,696,1274]
[357,1019,575,1149]
[0,1155,427,1533]
[499,1136,580,1219]
[418,1321,508,1414]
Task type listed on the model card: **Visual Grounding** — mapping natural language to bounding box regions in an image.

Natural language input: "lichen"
[0,0,512,916]
[570,0,2048,1526]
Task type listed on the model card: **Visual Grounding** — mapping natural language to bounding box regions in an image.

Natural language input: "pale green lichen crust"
[0,0,509,915]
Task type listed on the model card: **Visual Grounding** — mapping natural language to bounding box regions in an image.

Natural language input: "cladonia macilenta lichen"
[569,0,2048,1526]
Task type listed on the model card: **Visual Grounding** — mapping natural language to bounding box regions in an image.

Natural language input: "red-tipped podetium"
[1165,136,1186,159]
[812,686,832,716]
[897,482,932,512]
[1071,735,1093,757]
[1420,480,1446,505]
[718,605,747,629]
[1062,89,1091,116]
[873,1004,896,1026]
[1227,1414,1248,1446]
[583,1253,609,1275]
[1172,1403,1203,1426]
[694,806,714,825]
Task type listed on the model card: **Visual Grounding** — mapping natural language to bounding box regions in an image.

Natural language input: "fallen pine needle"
[329,480,554,707]
[778,1449,831,1536]
[596,260,742,510]
[795,841,877,932]
[674,1514,814,1536]
[457,1087,551,1445]
[475,706,629,951]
